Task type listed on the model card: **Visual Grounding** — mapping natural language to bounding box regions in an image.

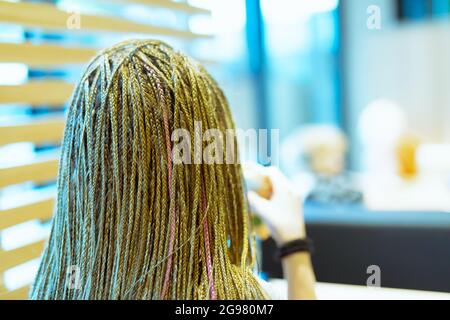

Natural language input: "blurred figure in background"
[281,125,363,205]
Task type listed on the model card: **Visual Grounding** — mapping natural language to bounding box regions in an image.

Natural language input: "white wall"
[342,0,450,169]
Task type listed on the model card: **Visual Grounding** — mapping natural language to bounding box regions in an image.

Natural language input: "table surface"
[268,280,450,300]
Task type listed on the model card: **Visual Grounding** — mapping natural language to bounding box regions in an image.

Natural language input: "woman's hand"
[245,164,306,245]
[244,164,316,300]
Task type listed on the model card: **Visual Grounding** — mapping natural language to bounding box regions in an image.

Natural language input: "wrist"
[281,250,312,264]
[276,226,307,246]
[277,237,314,260]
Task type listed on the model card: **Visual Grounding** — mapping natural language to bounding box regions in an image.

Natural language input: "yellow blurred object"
[243,165,273,240]
[253,176,273,240]
[396,134,420,179]
[254,223,271,240]
[257,176,273,199]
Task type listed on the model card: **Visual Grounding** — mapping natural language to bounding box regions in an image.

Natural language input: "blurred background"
[1,0,450,299]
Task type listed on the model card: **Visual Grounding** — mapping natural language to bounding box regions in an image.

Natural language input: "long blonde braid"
[30,39,267,300]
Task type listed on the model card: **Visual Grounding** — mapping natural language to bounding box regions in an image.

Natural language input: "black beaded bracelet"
[277,238,314,259]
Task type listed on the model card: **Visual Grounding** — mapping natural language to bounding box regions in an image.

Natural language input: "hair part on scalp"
[30,39,267,300]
